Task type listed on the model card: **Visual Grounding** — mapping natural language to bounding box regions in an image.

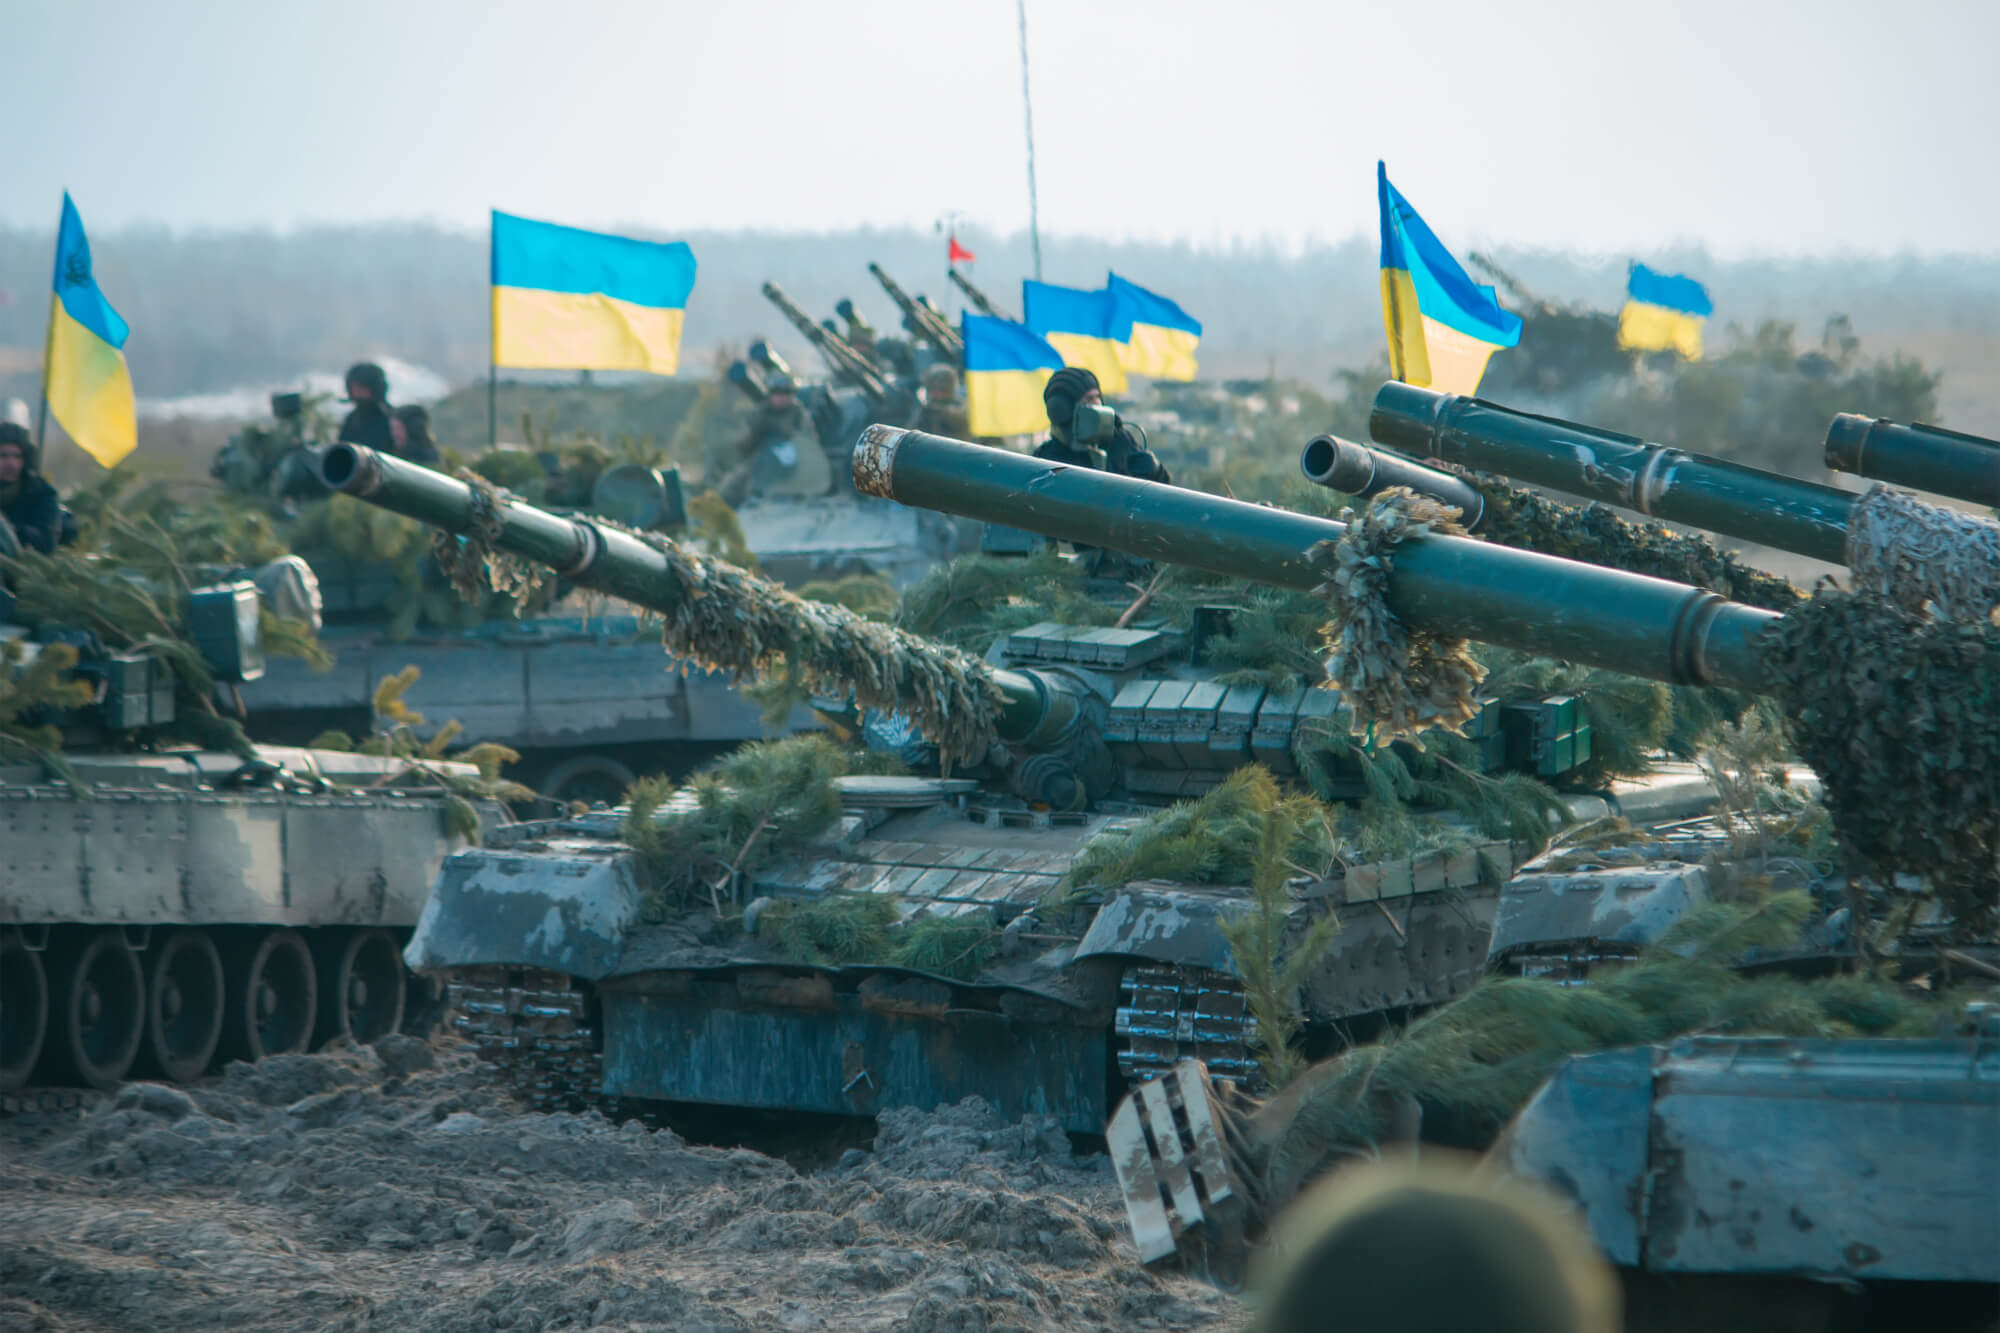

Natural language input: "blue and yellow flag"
[1108,273,1201,381]
[45,194,136,468]
[1021,280,1129,395]
[492,211,696,375]
[962,314,1065,437]
[1378,163,1521,397]
[1618,264,1712,360]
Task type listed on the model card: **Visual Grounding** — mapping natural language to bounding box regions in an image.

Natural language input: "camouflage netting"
[1844,483,2000,622]
[1309,488,1486,745]
[1760,589,2000,930]
[429,470,550,607]
[433,482,1004,769]
[1253,890,1974,1208]
[1440,463,1805,611]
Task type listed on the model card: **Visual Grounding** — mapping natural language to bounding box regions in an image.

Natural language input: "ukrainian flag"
[45,194,136,469]
[1378,162,1521,397]
[1022,281,1129,396]
[1107,273,1201,381]
[492,211,696,375]
[962,314,1064,437]
[1618,263,1712,360]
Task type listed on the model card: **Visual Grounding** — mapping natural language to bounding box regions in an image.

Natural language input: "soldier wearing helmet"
[338,362,396,454]
[717,372,824,506]
[0,423,77,555]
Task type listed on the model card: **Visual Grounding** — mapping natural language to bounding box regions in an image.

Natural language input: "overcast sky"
[10,0,1996,256]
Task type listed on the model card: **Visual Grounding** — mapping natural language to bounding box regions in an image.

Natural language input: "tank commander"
[0,423,77,555]
[390,403,443,467]
[716,373,825,506]
[337,361,396,453]
[917,364,972,440]
[1032,367,1171,484]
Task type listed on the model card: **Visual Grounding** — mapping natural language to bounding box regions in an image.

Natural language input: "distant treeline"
[4,222,2000,399]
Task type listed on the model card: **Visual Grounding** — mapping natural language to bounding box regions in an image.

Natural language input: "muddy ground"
[0,1038,1245,1332]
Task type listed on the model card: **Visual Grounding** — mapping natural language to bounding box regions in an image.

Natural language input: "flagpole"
[1016,0,1043,282]
[35,195,61,451]
[487,214,498,449]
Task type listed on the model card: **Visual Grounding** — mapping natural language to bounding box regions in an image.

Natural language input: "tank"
[703,281,974,587]
[313,437,1759,1130]
[865,428,2000,1305]
[210,394,815,803]
[1825,413,2000,508]
[1,590,491,1099]
[1463,250,1638,400]
[1368,382,1855,566]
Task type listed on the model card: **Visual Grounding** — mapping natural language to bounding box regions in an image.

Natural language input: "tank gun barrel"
[318,441,1065,748]
[1370,383,1855,566]
[747,340,795,381]
[1300,434,1488,530]
[869,262,964,360]
[726,361,767,404]
[853,426,1781,694]
[948,269,1008,320]
[760,282,891,402]
[1825,414,2000,508]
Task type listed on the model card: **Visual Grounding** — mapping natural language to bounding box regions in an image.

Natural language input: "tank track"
[1115,965,1260,1087]
[445,966,616,1115]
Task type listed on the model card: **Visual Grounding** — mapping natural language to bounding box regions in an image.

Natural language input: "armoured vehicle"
[714,282,976,587]
[320,437,1761,1132]
[1,580,489,1096]
[865,427,2000,1309]
[1824,413,2000,508]
[1462,251,1637,401]
[212,393,814,803]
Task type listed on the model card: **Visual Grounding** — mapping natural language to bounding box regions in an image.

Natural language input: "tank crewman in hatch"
[917,364,973,441]
[1032,367,1171,484]
[716,373,827,506]
[390,403,443,467]
[337,362,396,453]
[0,422,78,555]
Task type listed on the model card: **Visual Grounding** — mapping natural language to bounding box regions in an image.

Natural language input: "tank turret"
[1825,414,2000,508]
[310,435,1754,1132]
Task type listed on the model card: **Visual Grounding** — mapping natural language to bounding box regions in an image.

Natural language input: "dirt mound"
[0,1039,1242,1332]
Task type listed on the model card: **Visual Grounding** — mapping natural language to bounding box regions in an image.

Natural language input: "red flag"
[948,235,975,265]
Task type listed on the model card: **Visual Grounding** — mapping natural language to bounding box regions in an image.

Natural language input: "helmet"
[344,362,389,401]
[766,373,797,396]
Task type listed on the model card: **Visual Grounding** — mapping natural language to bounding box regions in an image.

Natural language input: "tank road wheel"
[0,933,49,1092]
[313,929,407,1047]
[46,929,144,1090]
[225,929,318,1062]
[142,929,225,1082]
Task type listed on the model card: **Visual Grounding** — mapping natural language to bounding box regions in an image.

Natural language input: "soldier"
[337,362,395,453]
[716,374,825,506]
[390,403,442,467]
[916,364,972,441]
[1249,1157,1619,1333]
[0,423,77,555]
[1033,367,1170,483]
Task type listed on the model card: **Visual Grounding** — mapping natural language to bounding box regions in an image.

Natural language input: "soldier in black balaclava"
[337,362,396,453]
[1032,367,1170,484]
